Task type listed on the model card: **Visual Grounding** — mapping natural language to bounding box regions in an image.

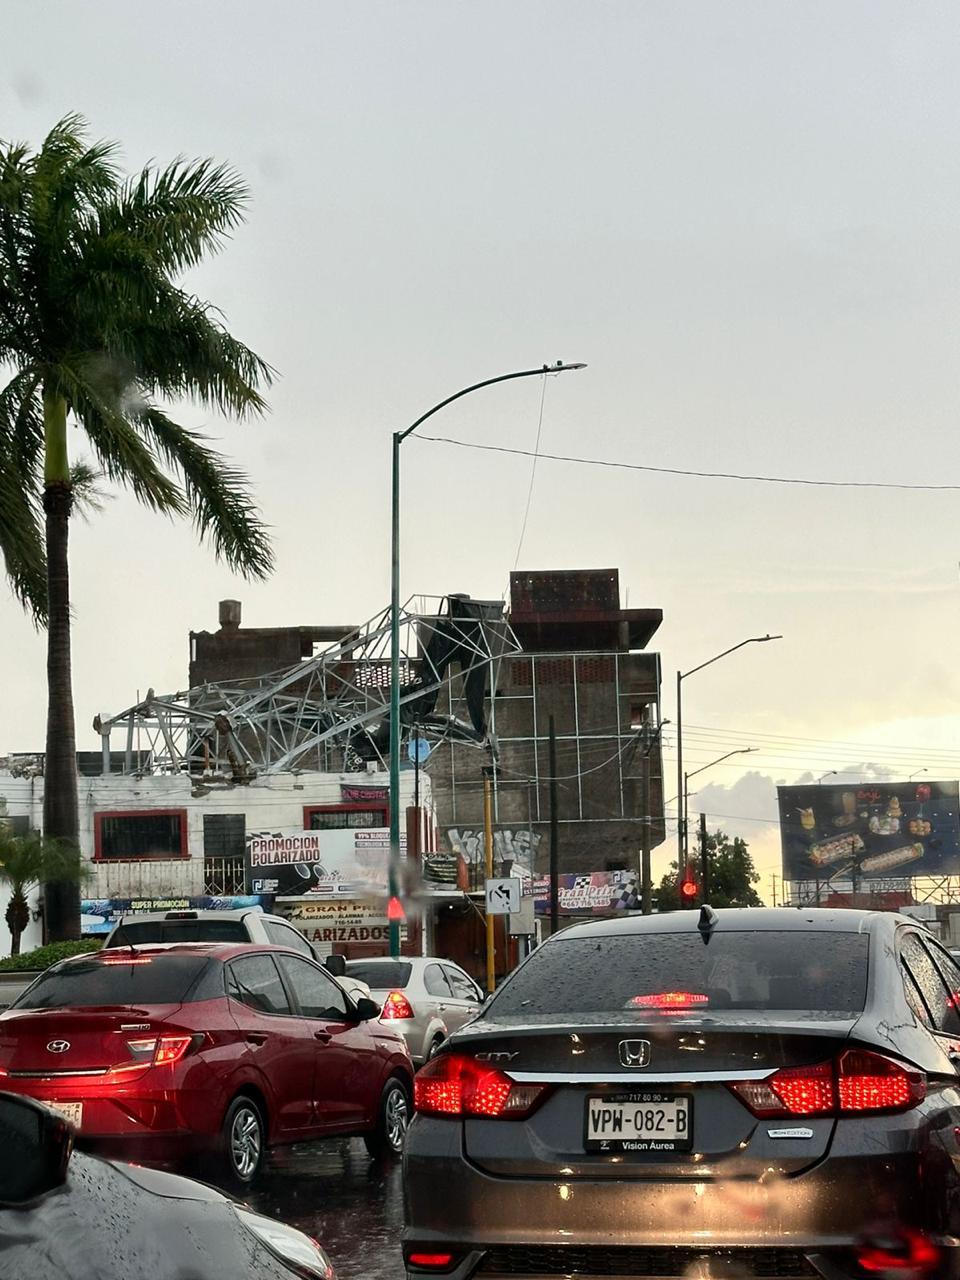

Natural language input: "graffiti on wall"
[446,827,542,872]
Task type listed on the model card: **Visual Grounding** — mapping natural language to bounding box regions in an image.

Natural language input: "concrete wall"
[0,767,429,905]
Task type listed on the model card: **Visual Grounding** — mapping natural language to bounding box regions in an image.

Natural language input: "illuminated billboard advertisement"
[778,780,960,882]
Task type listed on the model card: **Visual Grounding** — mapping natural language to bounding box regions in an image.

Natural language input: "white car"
[102,909,370,1001]
[344,956,483,1064]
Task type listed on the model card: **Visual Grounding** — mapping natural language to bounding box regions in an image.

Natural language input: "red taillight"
[380,990,415,1021]
[857,1228,941,1276]
[407,1253,455,1271]
[414,1053,548,1119]
[630,992,709,1010]
[730,1051,925,1118]
[838,1049,925,1113]
[125,1033,199,1068]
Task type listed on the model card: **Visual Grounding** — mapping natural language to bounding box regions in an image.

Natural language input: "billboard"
[81,895,266,935]
[527,870,641,915]
[778,781,960,882]
[283,899,392,948]
[246,827,401,897]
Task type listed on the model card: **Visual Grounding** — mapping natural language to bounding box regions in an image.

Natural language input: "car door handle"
[246,1032,268,1045]
[314,1030,332,1043]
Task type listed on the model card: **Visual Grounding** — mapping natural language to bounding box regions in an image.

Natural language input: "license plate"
[45,1101,82,1128]
[585,1092,692,1152]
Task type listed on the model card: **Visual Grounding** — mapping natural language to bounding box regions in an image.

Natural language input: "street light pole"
[675,635,781,862]
[388,362,586,958]
[683,748,755,846]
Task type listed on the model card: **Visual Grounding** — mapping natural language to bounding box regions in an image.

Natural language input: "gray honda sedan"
[403,907,960,1280]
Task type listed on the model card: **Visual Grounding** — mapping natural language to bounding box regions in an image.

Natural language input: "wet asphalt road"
[234,1138,406,1280]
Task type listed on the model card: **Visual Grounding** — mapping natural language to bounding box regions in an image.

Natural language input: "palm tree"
[0,829,86,956]
[0,116,275,940]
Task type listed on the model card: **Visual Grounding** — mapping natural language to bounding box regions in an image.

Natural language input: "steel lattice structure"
[93,595,518,781]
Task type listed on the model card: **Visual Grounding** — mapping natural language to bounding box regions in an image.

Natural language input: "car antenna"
[698,904,719,937]
[112,913,135,955]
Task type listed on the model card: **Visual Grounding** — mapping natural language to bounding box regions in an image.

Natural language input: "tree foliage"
[0,112,275,621]
[657,829,764,911]
[0,829,87,955]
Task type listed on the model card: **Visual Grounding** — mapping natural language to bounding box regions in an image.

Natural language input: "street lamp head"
[756,634,783,643]
[544,361,587,372]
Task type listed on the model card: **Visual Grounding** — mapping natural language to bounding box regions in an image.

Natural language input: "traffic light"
[679,865,699,904]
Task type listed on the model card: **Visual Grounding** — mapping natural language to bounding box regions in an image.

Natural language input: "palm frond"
[57,359,186,514]
[104,156,250,274]
[70,461,110,521]
[0,371,45,621]
[141,407,274,579]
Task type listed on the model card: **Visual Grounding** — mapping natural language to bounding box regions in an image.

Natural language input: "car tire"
[221,1095,266,1186]
[363,1077,411,1158]
[426,1034,445,1060]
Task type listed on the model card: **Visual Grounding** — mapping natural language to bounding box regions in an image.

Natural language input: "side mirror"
[323,954,347,978]
[0,1092,72,1204]
[353,996,381,1022]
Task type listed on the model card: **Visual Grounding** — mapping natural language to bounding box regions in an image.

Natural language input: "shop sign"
[285,898,391,946]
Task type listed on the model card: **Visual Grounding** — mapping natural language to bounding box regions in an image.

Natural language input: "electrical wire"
[512,376,548,570]
[414,436,960,492]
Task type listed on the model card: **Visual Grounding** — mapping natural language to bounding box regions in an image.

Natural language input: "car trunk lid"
[0,1006,183,1076]
[456,1013,857,1179]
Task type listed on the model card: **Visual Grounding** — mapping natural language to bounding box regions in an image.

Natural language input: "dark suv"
[404,908,960,1279]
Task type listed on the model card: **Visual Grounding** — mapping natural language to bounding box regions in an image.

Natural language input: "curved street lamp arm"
[681,634,783,682]
[686,747,755,783]
[398,362,587,444]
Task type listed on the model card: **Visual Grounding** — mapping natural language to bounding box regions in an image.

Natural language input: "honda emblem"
[618,1039,651,1067]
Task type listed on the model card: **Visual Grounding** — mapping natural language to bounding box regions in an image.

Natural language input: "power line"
[415,436,960,492]
[512,376,548,570]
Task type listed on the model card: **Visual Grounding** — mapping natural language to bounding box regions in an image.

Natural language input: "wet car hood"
[0,1152,291,1279]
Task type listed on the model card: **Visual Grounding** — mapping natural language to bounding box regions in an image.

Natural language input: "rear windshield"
[488,931,870,1018]
[14,955,215,1009]
[344,960,412,988]
[107,920,248,944]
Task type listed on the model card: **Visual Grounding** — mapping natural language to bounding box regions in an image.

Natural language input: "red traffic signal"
[679,866,699,903]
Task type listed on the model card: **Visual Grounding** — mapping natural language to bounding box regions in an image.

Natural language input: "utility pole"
[640,716,652,915]
[549,715,559,936]
[483,769,495,994]
[771,873,779,907]
[699,812,709,902]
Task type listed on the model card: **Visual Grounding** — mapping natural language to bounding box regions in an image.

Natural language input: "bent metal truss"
[94,595,518,781]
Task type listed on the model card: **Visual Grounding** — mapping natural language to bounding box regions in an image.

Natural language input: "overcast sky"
[4,1,960,891]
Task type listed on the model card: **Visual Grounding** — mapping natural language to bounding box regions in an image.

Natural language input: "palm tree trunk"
[42,389,80,942]
[6,889,29,957]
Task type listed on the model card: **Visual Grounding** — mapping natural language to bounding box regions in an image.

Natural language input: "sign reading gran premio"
[285,899,391,947]
[245,828,397,896]
[778,780,960,883]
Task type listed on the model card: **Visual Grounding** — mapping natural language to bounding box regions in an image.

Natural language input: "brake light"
[414,1053,548,1119]
[857,1228,940,1275]
[380,990,415,1021]
[407,1254,455,1271]
[729,1051,925,1118]
[838,1049,925,1112]
[630,992,709,1009]
[125,1033,200,1067]
[101,956,152,965]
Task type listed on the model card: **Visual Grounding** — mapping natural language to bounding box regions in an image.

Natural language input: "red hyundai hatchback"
[0,943,414,1185]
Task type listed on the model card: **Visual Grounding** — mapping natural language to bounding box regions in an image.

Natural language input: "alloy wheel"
[384,1085,410,1152]
[231,1105,262,1180]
